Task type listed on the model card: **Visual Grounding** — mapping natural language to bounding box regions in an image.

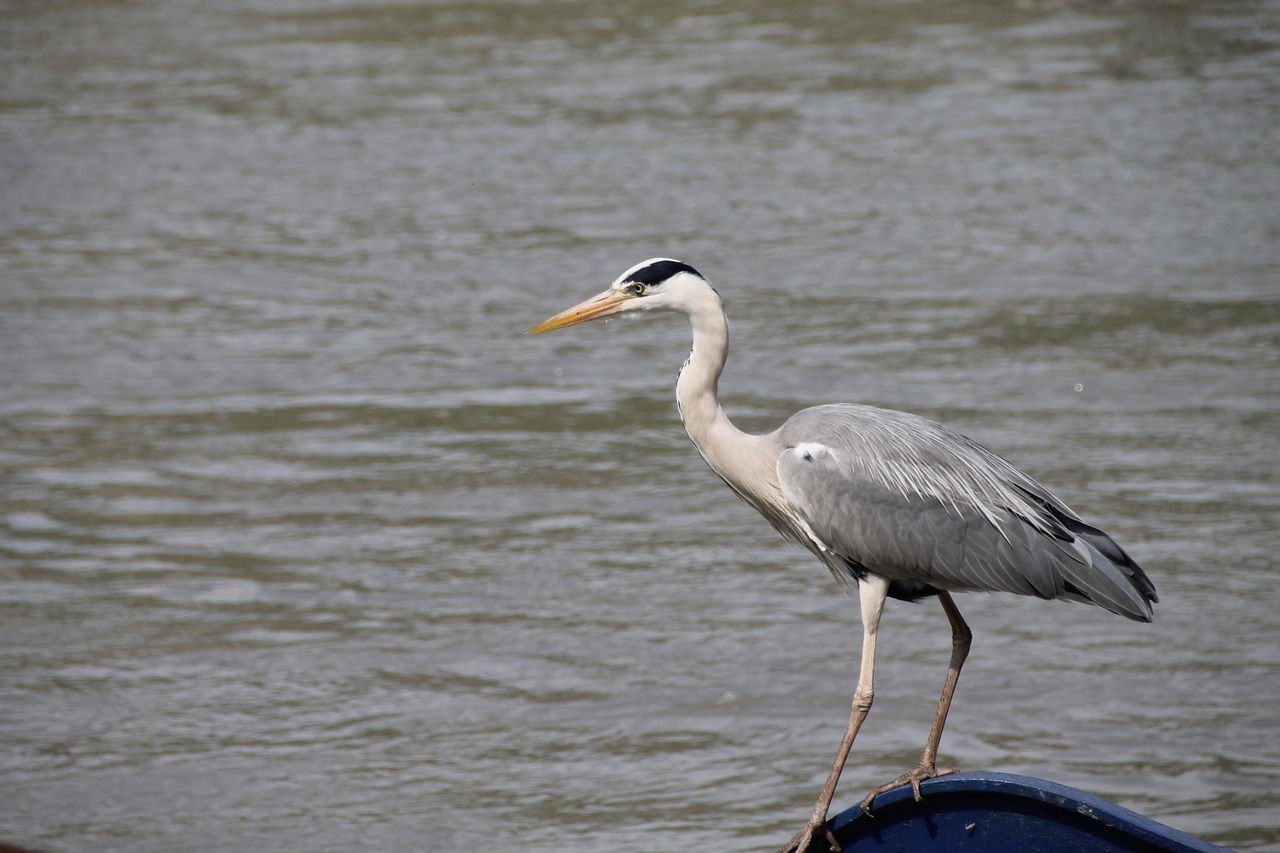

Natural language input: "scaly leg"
[860,591,972,814]
[779,576,889,853]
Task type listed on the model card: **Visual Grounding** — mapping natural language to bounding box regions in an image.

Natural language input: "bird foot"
[776,820,841,853]
[858,762,957,815]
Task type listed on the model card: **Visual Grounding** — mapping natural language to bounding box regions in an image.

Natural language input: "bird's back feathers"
[773,405,1157,622]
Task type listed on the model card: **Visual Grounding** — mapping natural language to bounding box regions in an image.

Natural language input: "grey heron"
[527,259,1157,853]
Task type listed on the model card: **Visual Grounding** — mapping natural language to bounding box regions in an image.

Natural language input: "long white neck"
[675,296,754,477]
[666,284,793,540]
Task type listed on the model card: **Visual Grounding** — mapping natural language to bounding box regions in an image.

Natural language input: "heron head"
[525,258,713,334]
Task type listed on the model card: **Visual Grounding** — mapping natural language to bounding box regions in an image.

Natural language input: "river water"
[2,1,1278,851]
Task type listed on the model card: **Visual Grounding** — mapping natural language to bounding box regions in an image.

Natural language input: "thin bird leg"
[779,576,889,853]
[859,591,972,815]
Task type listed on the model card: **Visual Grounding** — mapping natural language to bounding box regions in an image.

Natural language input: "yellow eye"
[629,283,645,296]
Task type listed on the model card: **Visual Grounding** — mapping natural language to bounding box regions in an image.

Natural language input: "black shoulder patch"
[625,259,703,287]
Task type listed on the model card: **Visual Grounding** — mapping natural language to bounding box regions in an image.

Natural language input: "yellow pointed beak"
[525,288,633,334]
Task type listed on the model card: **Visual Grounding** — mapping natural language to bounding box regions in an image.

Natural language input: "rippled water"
[2,2,1279,851]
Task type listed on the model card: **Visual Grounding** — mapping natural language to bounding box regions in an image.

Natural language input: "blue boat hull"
[828,772,1232,853]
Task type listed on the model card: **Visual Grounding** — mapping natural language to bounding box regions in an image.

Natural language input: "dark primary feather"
[773,405,1156,622]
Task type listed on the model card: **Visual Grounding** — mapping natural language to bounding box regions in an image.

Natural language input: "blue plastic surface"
[826,772,1233,852]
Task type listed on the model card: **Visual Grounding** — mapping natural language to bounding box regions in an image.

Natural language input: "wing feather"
[774,406,1155,622]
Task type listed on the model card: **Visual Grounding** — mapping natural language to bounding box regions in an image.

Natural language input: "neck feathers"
[675,293,729,439]
[675,294,766,491]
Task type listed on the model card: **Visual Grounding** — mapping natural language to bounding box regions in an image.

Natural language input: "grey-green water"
[2,2,1279,851]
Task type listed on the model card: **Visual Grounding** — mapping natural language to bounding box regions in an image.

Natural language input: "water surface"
[2,2,1278,851]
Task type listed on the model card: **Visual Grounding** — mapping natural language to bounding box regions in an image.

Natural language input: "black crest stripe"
[625,260,703,287]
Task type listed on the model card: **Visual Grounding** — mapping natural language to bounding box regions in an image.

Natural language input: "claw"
[777,822,841,853]
[859,763,957,815]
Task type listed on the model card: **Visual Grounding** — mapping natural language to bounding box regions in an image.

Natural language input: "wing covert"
[774,410,1154,622]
